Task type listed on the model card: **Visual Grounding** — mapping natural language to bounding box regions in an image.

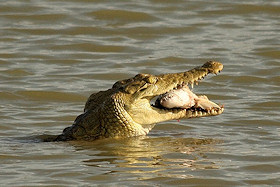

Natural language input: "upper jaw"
[155,61,223,95]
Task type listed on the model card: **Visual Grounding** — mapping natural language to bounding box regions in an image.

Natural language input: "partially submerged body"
[53,61,224,141]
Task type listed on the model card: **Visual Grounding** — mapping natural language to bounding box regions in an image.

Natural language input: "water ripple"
[0,0,280,186]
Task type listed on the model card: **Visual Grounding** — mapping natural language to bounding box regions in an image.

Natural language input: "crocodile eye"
[135,73,149,79]
[139,83,148,92]
[139,88,147,92]
[145,76,157,84]
[124,86,137,94]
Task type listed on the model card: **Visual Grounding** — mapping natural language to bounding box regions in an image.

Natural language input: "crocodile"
[54,61,224,141]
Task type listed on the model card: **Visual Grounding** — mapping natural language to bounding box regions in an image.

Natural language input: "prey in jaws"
[155,85,223,117]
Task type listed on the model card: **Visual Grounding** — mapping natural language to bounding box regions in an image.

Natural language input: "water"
[0,0,279,186]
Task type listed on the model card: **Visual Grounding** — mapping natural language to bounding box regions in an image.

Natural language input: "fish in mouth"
[154,85,223,117]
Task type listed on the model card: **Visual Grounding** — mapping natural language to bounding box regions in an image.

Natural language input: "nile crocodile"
[54,61,224,141]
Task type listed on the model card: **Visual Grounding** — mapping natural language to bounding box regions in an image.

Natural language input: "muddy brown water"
[0,0,279,186]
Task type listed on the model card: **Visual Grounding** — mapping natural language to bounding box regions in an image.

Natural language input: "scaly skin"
[55,61,224,141]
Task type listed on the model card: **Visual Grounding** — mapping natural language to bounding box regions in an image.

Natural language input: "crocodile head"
[112,61,224,126]
[55,61,224,141]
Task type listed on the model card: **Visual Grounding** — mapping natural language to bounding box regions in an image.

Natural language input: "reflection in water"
[70,136,222,179]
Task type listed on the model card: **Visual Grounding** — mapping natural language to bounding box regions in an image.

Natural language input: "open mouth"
[147,61,225,118]
[152,84,224,117]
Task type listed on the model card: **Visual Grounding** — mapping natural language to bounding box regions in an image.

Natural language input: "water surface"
[0,0,279,186]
